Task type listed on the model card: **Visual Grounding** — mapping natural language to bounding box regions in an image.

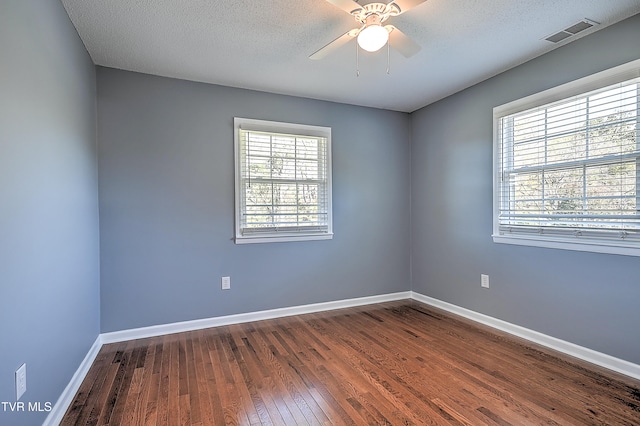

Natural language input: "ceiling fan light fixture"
[310,0,425,61]
[357,23,389,52]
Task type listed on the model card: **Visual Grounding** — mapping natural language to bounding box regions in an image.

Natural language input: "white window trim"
[493,59,640,256]
[234,117,333,244]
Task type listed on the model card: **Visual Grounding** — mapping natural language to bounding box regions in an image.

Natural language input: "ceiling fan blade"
[389,0,428,14]
[310,30,357,60]
[387,25,421,57]
[325,0,363,14]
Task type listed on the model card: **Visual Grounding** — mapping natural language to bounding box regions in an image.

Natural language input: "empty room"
[2,0,640,425]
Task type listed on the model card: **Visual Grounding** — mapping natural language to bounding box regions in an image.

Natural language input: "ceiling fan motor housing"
[352,2,400,25]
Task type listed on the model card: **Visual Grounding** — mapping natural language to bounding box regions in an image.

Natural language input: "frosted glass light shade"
[357,24,389,52]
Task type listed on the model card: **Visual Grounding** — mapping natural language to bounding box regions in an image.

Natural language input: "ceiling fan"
[310,0,427,60]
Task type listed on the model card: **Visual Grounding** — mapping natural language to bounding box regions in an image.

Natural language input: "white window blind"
[234,118,332,244]
[494,61,640,255]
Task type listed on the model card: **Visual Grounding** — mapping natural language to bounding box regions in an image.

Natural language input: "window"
[493,60,640,256]
[234,118,333,244]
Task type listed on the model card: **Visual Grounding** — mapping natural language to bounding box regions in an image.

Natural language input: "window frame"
[234,117,333,244]
[493,59,640,256]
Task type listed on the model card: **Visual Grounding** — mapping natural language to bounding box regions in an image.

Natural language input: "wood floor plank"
[309,309,467,423]
[293,313,429,425]
[244,325,314,425]
[223,331,266,424]
[392,306,575,425]
[121,367,144,425]
[62,301,640,425]
[206,332,243,425]
[168,336,182,426]
[385,304,584,424]
[143,370,161,425]
[60,343,113,426]
[97,341,134,425]
[186,335,203,425]
[86,362,120,426]
[192,332,216,426]
[267,325,328,424]
[324,311,472,425]
[141,342,162,425]
[154,336,171,426]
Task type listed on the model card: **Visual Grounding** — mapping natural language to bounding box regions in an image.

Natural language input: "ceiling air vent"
[544,19,599,43]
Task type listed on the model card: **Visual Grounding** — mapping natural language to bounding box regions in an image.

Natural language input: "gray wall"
[1,5,637,422]
[97,67,411,332]
[0,0,100,425]
[410,14,640,364]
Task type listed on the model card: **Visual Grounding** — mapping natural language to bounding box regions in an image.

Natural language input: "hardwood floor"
[61,301,640,425]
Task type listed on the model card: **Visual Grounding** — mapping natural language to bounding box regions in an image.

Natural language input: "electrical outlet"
[221,276,231,290]
[481,274,490,289]
[16,363,26,400]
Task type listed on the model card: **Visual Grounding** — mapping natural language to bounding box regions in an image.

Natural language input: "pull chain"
[356,42,360,77]
[387,41,390,74]
[355,38,391,76]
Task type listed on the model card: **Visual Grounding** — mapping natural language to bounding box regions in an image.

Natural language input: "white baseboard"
[410,291,640,381]
[101,291,411,344]
[46,292,408,425]
[44,335,103,426]
[46,290,640,425]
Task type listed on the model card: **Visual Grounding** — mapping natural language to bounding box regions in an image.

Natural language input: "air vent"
[544,19,599,43]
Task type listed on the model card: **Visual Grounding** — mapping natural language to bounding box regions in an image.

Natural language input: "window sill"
[235,233,334,245]
[492,233,640,257]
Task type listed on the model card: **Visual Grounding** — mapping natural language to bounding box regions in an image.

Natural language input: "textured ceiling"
[61,0,640,112]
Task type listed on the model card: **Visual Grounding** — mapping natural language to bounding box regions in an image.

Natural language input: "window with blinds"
[493,60,640,256]
[234,118,333,244]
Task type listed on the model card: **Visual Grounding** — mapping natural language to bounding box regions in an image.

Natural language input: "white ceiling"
[61,0,640,112]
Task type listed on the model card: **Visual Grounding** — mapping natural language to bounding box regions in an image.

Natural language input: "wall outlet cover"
[221,276,231,290]
[481,274,490,289]
[16,363,26,400]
